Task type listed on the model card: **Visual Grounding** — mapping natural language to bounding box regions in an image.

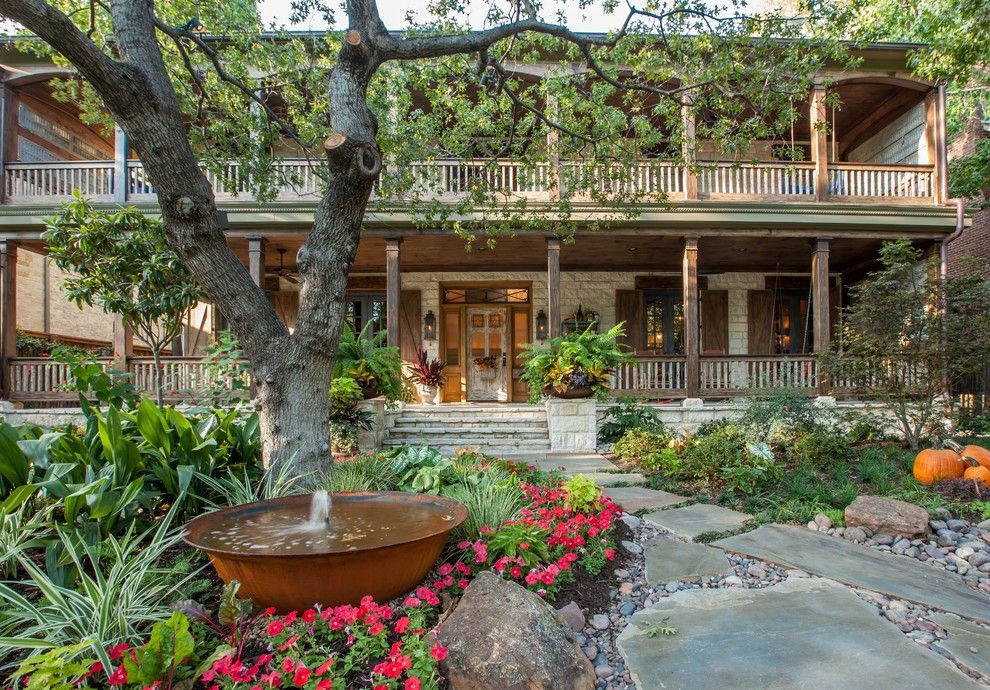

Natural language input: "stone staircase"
[383,404,551,456]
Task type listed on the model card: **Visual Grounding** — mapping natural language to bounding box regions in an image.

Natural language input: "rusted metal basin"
[184,491,467,612]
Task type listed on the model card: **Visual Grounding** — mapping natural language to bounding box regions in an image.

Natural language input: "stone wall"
[546,397,597,452]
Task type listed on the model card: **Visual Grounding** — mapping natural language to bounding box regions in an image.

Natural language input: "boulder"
[844,495,930,539]
[439,571,596,690]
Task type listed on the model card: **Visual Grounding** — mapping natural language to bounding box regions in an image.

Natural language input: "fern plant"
[520,323,633,402]
[333,322,405,403]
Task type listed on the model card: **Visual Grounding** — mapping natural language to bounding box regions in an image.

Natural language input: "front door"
[467,307,508,401]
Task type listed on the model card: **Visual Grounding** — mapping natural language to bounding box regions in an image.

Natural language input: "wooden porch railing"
[827,163,935,199]
[6,356,250,403]
[3,158,938,205]
[613,357,687,395]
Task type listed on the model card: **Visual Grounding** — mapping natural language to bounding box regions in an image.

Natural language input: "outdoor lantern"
[535,310,549,341]
[423,310,437,341]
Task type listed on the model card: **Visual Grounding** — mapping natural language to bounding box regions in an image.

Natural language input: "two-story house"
[0,37,965,407]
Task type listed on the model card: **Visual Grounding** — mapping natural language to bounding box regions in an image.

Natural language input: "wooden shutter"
[615,290,643,350]
[701,289,728,355]
[747,290,774,355]
[399,290,421,362]
[272,292,299,331]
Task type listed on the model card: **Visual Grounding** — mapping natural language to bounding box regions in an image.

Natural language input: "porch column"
[547,237,561,338]
[810,85,829,201]
[0,86,16,204]
[0,241,16,400]
[247,236,267,288]
[681,95,699,200]
[812,238,831,394]
[113,125,128,204]
[682,237,700,399]
[386,238,401,348]
[112,313,133,372]
[936,83,949,205]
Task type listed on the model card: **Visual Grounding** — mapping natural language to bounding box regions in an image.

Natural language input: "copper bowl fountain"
[184,491,467,613]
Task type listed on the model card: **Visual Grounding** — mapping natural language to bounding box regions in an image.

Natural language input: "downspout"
[940,198,965,433]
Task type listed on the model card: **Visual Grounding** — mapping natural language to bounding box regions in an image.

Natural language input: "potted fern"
[521,323,632,402]
[329,376,375,460]
[410,349,446,405]
[333,322,404,402]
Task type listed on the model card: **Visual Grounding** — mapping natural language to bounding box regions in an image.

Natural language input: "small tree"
[44,193,203,405]
[820,239,990,449]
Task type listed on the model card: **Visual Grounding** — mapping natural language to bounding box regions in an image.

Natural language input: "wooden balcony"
[2,158,939,206]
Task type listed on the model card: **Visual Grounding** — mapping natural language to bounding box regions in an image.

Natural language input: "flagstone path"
[563,453,990,689]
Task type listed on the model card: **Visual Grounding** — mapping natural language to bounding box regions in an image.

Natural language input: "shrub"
[324,453,401,493]
[739,388,822,441]
[334,322,405,403]
[721,441,780,494]
[613,427,673,464]
[599,398,665,444]
[683,424,746,484]
[787,427,853,468]
[642,448,682,476]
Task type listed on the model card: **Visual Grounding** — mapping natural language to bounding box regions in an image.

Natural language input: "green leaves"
[521,323,634,402]
[122,611,195,686]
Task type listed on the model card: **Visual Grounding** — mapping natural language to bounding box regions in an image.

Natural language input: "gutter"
[939,198,965,279]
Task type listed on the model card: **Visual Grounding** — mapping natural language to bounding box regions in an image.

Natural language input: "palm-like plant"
[521,323,633,402]
[409,350,446,388]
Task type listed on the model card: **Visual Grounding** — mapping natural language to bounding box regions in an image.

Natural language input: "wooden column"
[386,238,401,348]
[936,83,949,205]
[0,86,16,205]
[113,125,128,204]
[812,238,831,394]
[0,241,15,400]
[810,85,829,201]
[547,238,561,338]
[112,313,133,372]
[681,96,698,200]
[247,237,267,288]
[682,237,700,398]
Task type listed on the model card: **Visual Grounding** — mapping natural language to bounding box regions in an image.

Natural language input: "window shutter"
[615,290,643,350]
[747,290,774,355]
[399,290,421,361]
[701,289,728,355]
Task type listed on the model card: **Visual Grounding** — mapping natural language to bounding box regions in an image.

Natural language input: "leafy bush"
[599,398,665,444]
[195,330,251,408]
[441,472,527,541]
[613,427,673,464]
[520,323,633,402]
[959,413,990,436]
[787,427,853,468]
[681,424,780,493]
[562,474,600,512]
[642,448,683,476]
[485,523,551,568]
[334,322,405,402]
[739,388,822,441]
[324,454,401,493]
[721,441,780,494]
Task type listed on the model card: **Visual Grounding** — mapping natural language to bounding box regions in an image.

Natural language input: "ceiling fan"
[269,248,300,285]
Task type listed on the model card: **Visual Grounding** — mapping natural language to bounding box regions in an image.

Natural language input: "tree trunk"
[151,346,164,407]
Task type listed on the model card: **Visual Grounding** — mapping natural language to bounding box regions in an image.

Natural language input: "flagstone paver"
[642,503,752,540]
[644,538,732,584]
[602,486,689,513]
[532,453,617,474]
[715,524,990,624]
[931,614,990,678]
[617,578,981,690]
[580,471,646,487]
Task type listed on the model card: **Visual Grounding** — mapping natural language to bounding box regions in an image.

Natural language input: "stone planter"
[360,385,380,400]
[418,384,442,405]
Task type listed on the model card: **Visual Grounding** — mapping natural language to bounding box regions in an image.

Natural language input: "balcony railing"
[3,159,938,205]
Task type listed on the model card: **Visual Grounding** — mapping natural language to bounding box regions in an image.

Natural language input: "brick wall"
[946,111,990,279]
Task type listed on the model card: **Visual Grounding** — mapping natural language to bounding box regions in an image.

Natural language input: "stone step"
[391,413,548,424]
[388,428,548,439]
[381,443,551,455]
[392,420,548,430]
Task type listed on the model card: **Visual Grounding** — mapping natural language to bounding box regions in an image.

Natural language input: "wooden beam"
[112,313,133,372]
[547,238,561,338]
[386,238,401,348]
[810,86,829,201]
[682,237,700,398]
[0,241,15,400]
[812,238,831,394]
[936,84,949,205]
[247,236,267,288]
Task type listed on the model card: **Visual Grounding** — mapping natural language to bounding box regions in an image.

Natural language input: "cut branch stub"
[324,132,381,179]
[345,30,362,46]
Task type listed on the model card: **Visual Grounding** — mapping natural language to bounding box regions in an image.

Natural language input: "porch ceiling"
[225,234,910,275]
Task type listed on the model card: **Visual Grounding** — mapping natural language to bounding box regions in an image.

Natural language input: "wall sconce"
[423,310,437,341]
[535,310,549,341]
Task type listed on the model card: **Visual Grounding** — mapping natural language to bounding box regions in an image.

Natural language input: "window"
[643,290,684,355]
[442,287,529,304]
[346,293,386,336]
[773,291,812,354]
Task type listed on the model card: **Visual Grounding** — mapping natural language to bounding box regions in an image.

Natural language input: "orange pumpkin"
[913,448,964,485]
[963,444,990,470]
[964,464,990,487]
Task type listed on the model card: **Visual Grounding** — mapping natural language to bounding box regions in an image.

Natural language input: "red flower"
[263,607,277,616]
[395,616,410,634]
[510,566,522,578]
[315,658,334,676]
[267,620,284,637]
[405,677,422,690]
[277,635,299,651]
[369,621,385,636]
[108,644,129,661]
[108,664,128,686]
[302,608,317,623]
[316,681,333,690]
[282,658,296,673]
[292,665,311,686]
[430,643,448,661]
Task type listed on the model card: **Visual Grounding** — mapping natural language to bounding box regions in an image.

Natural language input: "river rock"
[439,571,596,690]
[844,495,930,539]
[556,601,586,632]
